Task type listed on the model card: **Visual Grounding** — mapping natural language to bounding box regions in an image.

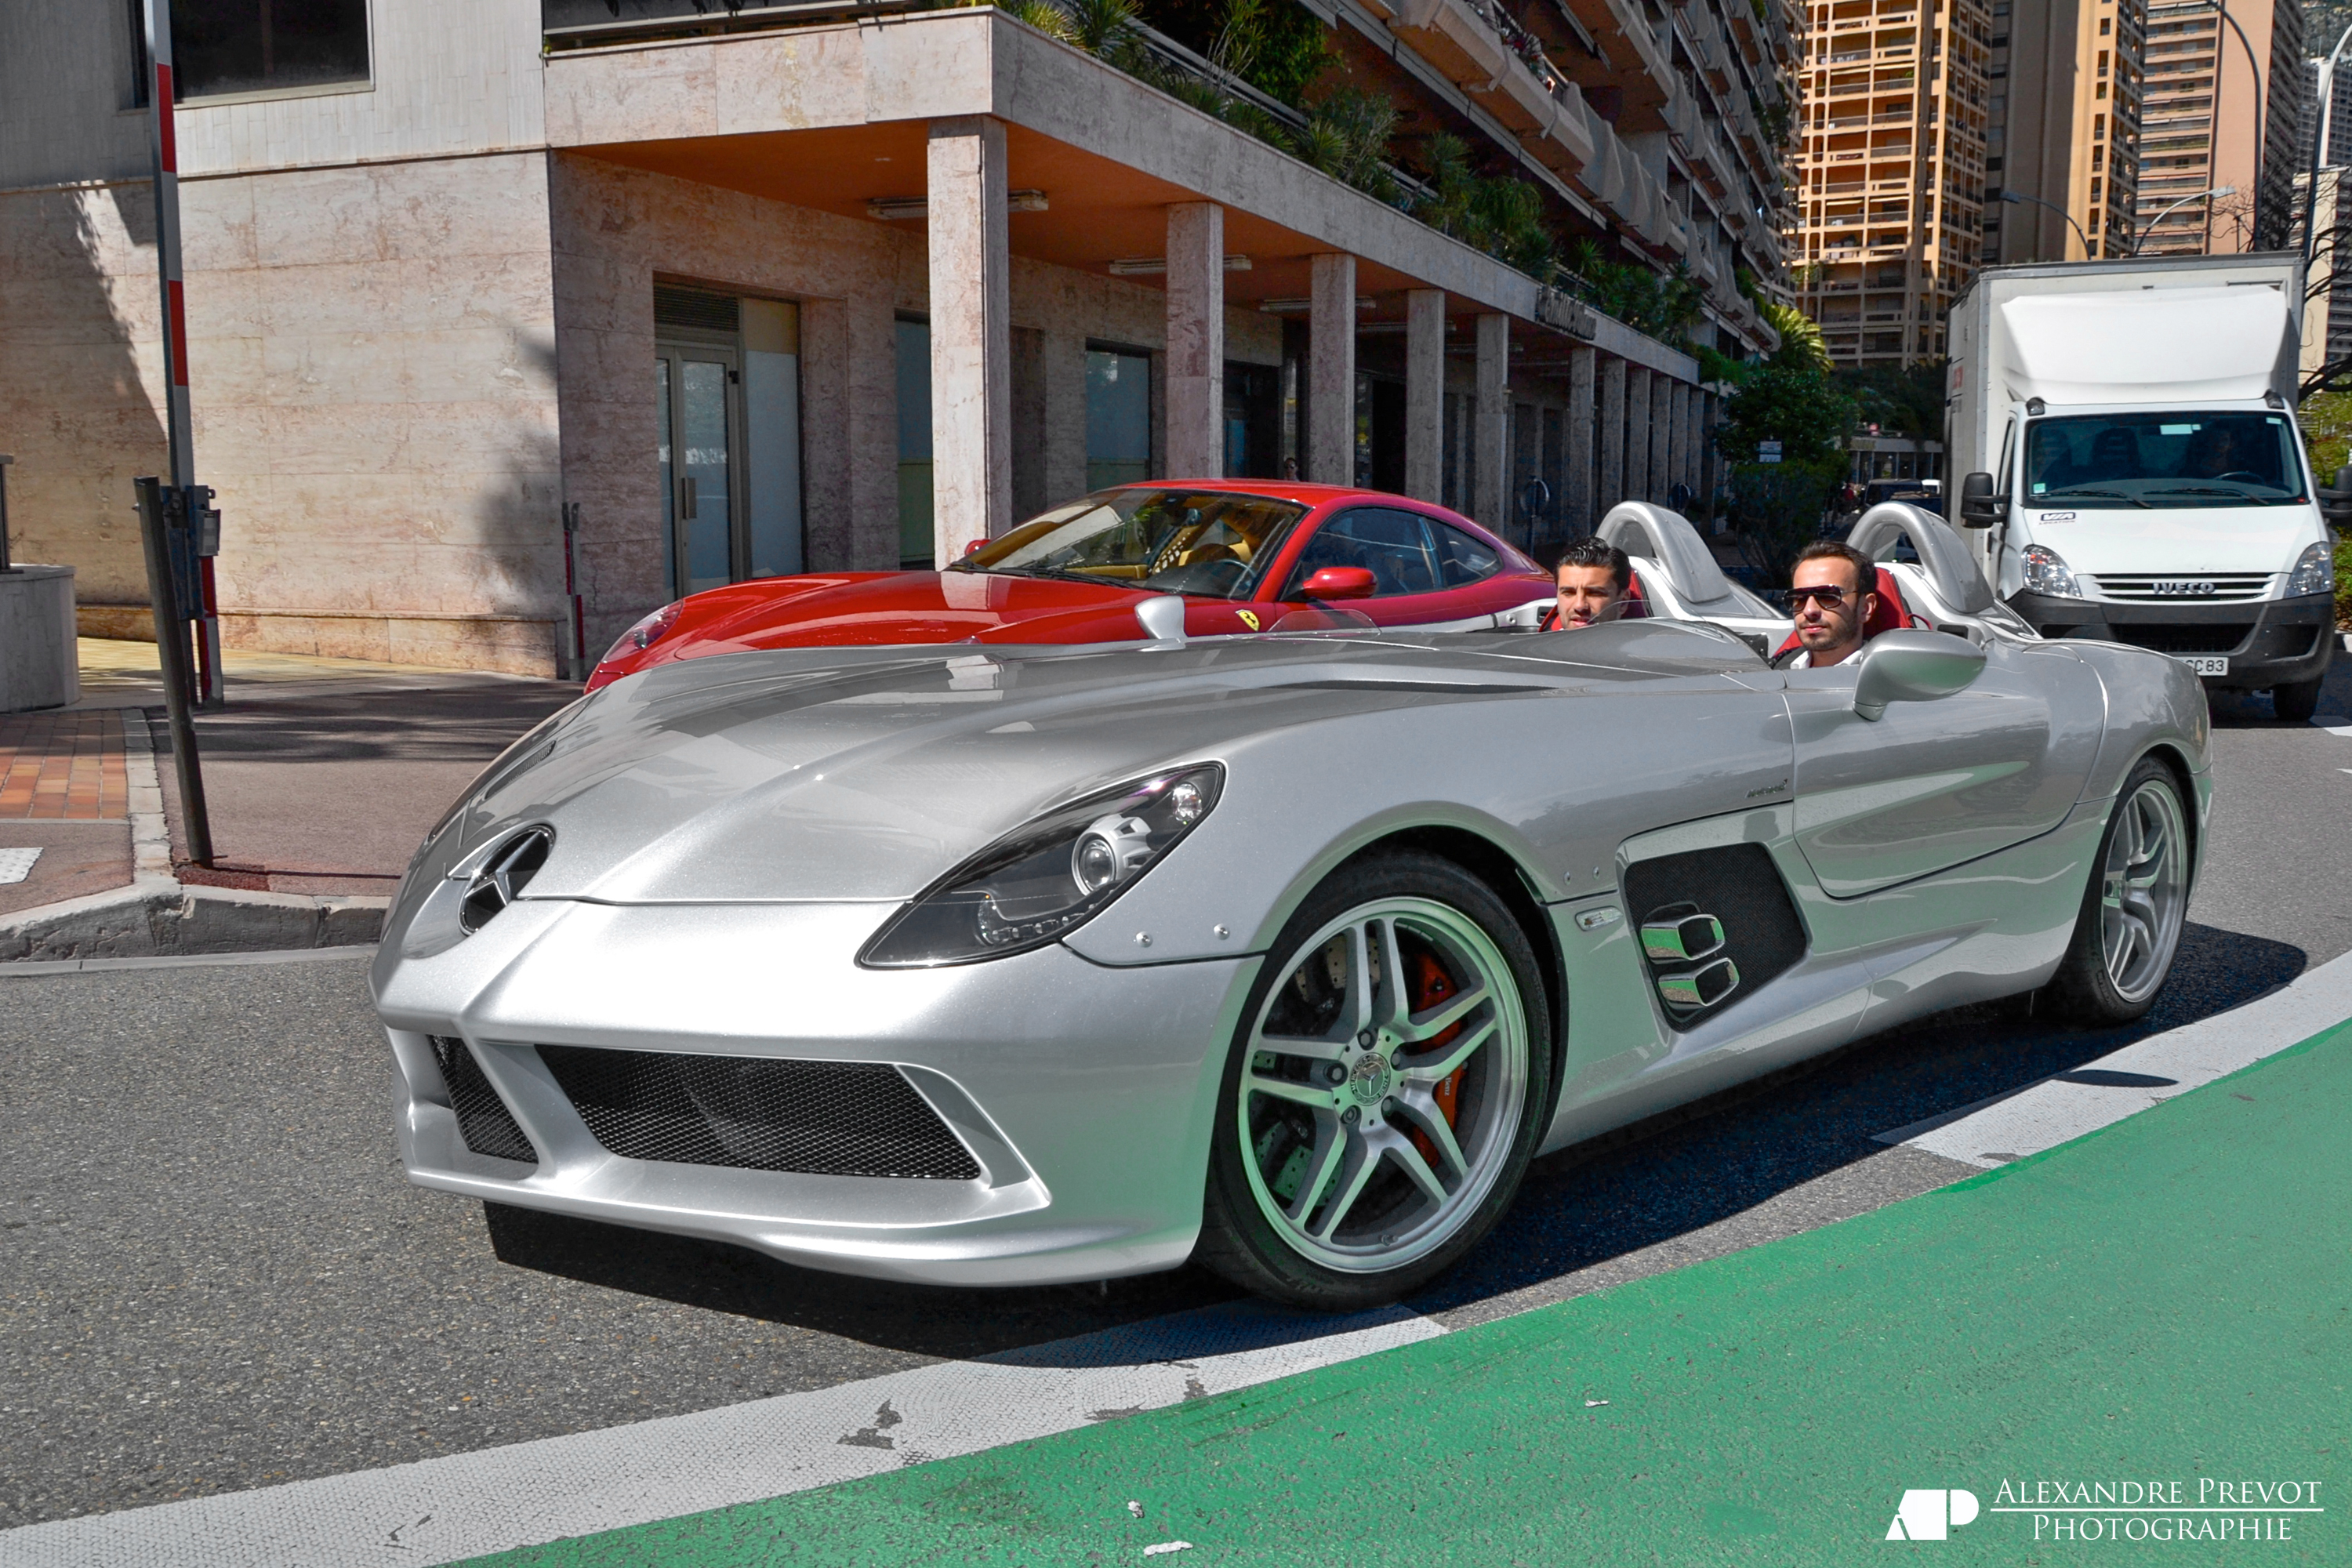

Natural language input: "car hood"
[647,570,1168,664]
[2018,504,2323,577]
[409,622,1762,908]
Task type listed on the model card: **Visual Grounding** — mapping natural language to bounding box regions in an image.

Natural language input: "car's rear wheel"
[2043,758,2190,1023]
[1196,852,1552,1309]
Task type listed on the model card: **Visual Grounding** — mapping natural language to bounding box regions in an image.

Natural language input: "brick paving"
[0,712,127,821]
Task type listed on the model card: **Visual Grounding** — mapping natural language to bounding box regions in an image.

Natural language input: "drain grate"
[429,1036,538,1165]
[537,1046,981,1180]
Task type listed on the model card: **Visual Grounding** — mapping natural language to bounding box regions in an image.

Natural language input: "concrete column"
[1165,202,1224,479]
[1650,383,1673,505]
[1689,389,1708,503]
[1598,355,1626,514]
[1664,383,1686,507]
[1307,253,1356,484]
[927,115,1011,561]
[1473,313,1508,529]
[1404,289,1446,502]
[1625,368,1652,503]
[1566,347,1595,535]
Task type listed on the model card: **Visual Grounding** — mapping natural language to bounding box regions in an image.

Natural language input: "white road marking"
[0,1303,1443,1568]
[0,848,40,884]
[1872,949,2352,1168]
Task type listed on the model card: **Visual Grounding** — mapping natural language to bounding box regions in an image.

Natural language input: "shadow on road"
[481,921,2308,1358]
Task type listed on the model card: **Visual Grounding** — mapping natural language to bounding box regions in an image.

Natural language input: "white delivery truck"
[1946,251,2342,720]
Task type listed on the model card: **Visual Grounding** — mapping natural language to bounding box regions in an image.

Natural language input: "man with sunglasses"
[1773,541,1879,669]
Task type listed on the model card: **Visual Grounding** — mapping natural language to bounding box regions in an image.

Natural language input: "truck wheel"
[1196,851,1552,1310]
[2042,759,2190,1024]
[2272,676,2325,724]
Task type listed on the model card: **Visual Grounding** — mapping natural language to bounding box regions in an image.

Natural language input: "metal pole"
[139,0,223,710]
[0,455,13,574]
[2209,0,2265,249]
[2304,25,2352,270]
[134,477,212,867]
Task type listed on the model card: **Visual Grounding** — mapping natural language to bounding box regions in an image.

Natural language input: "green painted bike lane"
[472,1025,2352,1566]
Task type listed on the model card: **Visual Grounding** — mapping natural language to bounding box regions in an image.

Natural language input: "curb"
[0,878,387,963]
[0,709,389,963]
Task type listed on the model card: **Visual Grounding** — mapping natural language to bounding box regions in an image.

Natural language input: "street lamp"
[2133,185,2235,255]
[2192,0,2267,249]
[2002,188,2092,257]
[2303,21,2352,269]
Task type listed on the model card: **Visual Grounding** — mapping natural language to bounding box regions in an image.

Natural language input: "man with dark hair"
[1773,539,1879,668]
[1550,535,1634,629]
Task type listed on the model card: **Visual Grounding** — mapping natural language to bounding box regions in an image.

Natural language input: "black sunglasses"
[1787,583,1858,608]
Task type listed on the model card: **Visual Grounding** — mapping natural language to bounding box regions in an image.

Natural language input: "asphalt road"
[5,666,2350,1531]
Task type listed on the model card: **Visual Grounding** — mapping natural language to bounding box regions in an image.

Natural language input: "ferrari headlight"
[2021,543,2082,599]
[858,764,1225,967]
[598,601,681,667]
[2287,543,2336,597]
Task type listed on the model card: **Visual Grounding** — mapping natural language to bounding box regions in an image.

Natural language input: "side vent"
[1624,844,1806,1028]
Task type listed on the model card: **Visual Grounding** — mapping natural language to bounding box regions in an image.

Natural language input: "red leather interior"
[1771,566,1916,661]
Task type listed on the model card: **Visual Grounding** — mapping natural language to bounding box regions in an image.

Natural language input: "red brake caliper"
[1407,950,1466,1171]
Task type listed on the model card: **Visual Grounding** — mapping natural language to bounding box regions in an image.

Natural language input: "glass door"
[657,344,742,596]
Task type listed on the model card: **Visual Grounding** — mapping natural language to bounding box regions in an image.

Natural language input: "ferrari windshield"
[2024,412,2309,508]
[954,488,1305,599]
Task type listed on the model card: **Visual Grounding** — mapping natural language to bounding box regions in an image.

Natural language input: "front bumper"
[376,898,1257,1287]
[2013,590,2336,689]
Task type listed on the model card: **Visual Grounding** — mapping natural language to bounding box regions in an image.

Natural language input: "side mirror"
[1134,593,1188,649]
[1852,630,1987,720]
[1298,566,1377,601]
[1958,471,2003,528]
[2322,465,2352,528]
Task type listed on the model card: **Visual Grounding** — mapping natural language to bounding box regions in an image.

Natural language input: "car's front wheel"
[1196,852,1552,1309]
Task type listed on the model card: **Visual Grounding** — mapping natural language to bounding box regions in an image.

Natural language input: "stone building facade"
[1,1,1793,677]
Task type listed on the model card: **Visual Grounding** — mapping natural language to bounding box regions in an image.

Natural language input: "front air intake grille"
[2111,621,2255,655]
[536,1047,982,1180]
[430,1036,537,1164]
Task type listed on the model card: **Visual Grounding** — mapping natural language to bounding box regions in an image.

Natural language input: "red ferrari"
[586,484,1555,692]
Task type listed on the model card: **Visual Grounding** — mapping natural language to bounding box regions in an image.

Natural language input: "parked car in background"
[586,485,1555,691]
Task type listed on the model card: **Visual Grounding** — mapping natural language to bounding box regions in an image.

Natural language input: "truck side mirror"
[1958,471,2003,528]
[2324,465,2352,529]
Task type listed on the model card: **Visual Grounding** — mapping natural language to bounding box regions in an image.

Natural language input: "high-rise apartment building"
[1789,0,1996,366]
[1979,0,2146,261]
[2135,0,2307,255]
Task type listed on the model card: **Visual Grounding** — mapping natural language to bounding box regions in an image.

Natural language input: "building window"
[1085,347,1153,492]
[895,316,933,569]
[166,0,372,101]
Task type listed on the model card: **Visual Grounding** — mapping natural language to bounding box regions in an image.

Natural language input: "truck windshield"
[2023,413,2307,508]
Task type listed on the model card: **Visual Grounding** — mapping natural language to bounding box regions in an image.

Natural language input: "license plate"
[2178,655,2229,677]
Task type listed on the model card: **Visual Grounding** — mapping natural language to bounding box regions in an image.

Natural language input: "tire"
[2042,758,2191,1025]
[1195,851,1553,1309]
[2272,675,2325,724]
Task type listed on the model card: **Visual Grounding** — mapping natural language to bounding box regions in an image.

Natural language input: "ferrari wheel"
[1196,852,1552,1309]
[2045,758,2190,1024]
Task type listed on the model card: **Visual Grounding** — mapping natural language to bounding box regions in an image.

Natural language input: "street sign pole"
[139,0,224,711]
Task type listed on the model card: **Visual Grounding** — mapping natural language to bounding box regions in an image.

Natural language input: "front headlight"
[2021,543,2082,598]
[858,764,1225,968]
[2288,543,2336,597]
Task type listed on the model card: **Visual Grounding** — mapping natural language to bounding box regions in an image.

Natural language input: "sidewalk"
[468,1021,2352,1566]
[0,641,577,957]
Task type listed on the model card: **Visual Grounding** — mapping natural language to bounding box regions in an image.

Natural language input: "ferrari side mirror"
[1299,566,1377,601]
[1852,630,1987,720]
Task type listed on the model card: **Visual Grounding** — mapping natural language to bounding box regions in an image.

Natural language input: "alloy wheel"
[2099,778,2187,1004]
[1236,897,1528,1274]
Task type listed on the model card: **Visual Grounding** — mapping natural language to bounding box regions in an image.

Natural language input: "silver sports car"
[375,508,2212,1308]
